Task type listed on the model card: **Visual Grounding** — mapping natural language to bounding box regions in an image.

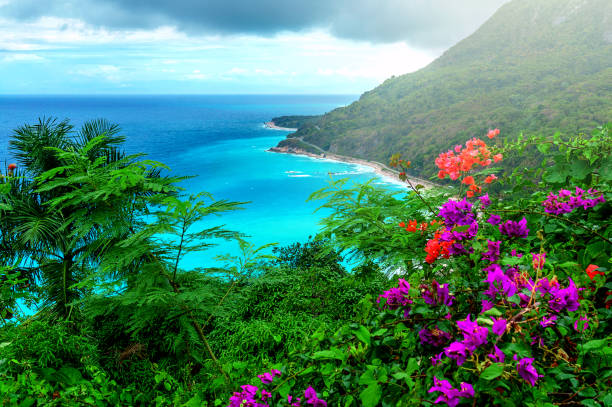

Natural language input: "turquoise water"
[0,95,404,268]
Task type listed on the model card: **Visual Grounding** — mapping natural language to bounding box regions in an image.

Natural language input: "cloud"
[2,53,45,62]
[0,0,510,49]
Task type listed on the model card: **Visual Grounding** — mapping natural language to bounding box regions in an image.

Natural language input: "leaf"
[569,160,590,180]
[353,325,371,346]
[580,339,609,352]
[359,383,382,407]
[312,349,344,360]
[480,363,504,380]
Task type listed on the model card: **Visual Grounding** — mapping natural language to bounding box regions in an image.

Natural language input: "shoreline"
[263,121,298,131]
[267,145,438,189]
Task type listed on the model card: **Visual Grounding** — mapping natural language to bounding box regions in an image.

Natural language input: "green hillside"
[280,0,612,177]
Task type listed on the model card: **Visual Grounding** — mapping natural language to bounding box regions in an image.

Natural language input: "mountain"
[277,0,612,177]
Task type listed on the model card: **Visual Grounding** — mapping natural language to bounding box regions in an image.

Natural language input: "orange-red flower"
[462,176,475,185]
[484,174,497,184]
[586,264,604,281]
[8,163,17,170]
[493,154,503,163]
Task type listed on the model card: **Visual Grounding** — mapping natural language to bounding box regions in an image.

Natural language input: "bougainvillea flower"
[482,240,501,262]
[8,163,17,170]
[487,128,500,139]
[586,264,604,281]
[481,299,494,313]
[462,176,475,185]
[420,326,452,347]
[438,199,475,227]
[542,188,605,215]
[493,153,503,163]
[258,372,275,384]
[487,214,502,226]
[499,217,529,238]
[479,193,491,208]
[540,315,557,328]
[428,377,474,407]
[549,278,580,313]
[444,341,471,366]
[457,314,489,350]
[491,318,507,336]
[515,357,541,386]
[304,387,327,406]
[488,344,506,363]
[377,279,412,311]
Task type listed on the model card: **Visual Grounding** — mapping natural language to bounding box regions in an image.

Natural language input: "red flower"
[462,176,475,185]
[8,163,17,171]
[586,264,604,281]
[399,222,406,228]
[484,174,497,184]
[493,154,503,163]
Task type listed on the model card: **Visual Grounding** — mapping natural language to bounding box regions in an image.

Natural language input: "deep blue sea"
[0,95,403,269]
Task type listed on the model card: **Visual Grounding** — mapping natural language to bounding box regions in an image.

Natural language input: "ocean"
[0,95,403,269]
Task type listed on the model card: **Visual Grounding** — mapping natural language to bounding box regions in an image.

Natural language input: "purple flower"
[258,373,274,384]
[530,335,543,346]
[288,395,301,407]
[378,279,412,311]
[515,357,541,386]
[540,315,557,328]
[491,318,507,336]
[431,352,444,365]
[488,345,505,363]
[428,377,474,407]
[499,217,529,238]
[510,249,523,258]
[304,387,327,406]
[481,240,501,262]
[228,384,265,407]
[487,214,502,226]
[542,187,606,214]
[549,278,580,313]
[444,341,471,366]
[479,193,491,208]
[438,199,475,227]
[457,315,489,350]
[261,390,272,401]
[421,280,454,306]
[419,326,452,347]
[481,299,494,313]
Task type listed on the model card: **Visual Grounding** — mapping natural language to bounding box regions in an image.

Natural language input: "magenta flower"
[457,314,489,350]
[422,280,455,306]
[488,344,505,363]
[444,341,471,366]
[304,387,327,406]
[481,299,494,313]
[491,317,507,336]
[479,193,491,208]
[542,187,605,214]
[540,315,557,328]
[499,217,529,238]
[481,240,501,262]
[428,377,474,407]
[438,199,475,227]
[515,357,541,386]
[531,252,546,271]
[487,214,502,226]
[419,326,452,347]
[549,278,580,313]
[377,278,412,311]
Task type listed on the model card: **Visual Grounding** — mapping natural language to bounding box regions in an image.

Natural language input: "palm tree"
[0,117,166,318]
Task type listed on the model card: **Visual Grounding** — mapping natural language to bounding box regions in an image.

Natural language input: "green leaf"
[353,325,371,346]
[580,339,609,352]
[312,349,344,360]
[480,363,504,380]
[360,383,382,407]
[569,160,590,180]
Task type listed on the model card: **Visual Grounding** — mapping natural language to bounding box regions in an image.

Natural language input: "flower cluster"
[421,280,454,306]
[428,377,474,407]
[399,219,439,233]
[377,278,412,316]
[542,187,606,215]
[498,217,529,239]
[227,371,327,407]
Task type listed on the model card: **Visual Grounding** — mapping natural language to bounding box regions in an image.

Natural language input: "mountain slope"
[279,0,612,177]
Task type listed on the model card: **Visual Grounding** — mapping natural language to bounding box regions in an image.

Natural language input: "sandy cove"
[264,121,298,131]
[267,145,438,189]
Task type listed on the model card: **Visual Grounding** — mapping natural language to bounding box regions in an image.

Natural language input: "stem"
[404,177,439,218]
[172,220,187,281]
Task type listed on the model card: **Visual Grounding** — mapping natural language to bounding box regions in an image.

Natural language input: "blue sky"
[0,0,508,94]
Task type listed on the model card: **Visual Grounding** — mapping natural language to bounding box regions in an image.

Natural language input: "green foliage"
[281,0,612,178]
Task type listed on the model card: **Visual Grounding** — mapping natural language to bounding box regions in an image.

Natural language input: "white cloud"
[2,53,45,62]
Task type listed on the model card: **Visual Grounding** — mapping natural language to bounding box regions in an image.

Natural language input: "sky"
[0,0,509,94]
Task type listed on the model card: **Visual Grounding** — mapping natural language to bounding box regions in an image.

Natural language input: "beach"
[267,144,438,189]
[263,121,298,131]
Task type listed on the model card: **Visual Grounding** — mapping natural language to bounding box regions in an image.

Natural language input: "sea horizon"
[0,94,405,269]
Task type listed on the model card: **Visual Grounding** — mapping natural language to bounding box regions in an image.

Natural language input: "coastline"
[263,121,298,131]
[267,145,438,189]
